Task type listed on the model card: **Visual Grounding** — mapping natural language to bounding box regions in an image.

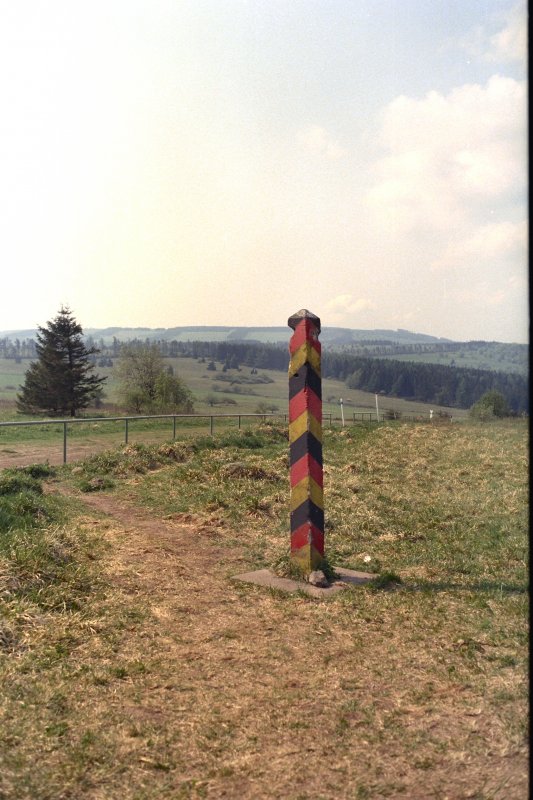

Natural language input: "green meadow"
[0,355,470,421]
[0,355,468,467]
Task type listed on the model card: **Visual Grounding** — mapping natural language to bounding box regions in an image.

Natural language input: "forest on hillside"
[126,340,529,413]
[1,333,527,373]
[1,336,528,413]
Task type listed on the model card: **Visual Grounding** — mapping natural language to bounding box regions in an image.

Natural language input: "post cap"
[288,309,321,333]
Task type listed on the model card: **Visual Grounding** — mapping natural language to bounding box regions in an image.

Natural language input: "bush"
[255,402,280,414]
[116,343,194,413]
[470,390,510,420]
[15,463,56,479]
[382,409,399,420]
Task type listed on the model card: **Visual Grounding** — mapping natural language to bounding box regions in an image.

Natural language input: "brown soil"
[0,439,126,469]
[0,434,175,469]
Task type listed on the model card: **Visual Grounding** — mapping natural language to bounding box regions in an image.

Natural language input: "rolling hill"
[0,324,451,346]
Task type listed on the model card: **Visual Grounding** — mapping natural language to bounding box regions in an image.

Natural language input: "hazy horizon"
[0,320,527,346]
[1,1,527,343]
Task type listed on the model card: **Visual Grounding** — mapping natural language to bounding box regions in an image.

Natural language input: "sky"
[0,0,528,342]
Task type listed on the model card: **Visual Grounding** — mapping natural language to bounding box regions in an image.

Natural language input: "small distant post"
[288,309,324,576]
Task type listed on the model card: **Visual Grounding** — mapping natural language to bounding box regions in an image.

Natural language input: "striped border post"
[288,309,324,576]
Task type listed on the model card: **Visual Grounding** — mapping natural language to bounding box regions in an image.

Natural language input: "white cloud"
[431,220,527,272]
[486,2,527,63]
[297,125,346,160]
[457,2,527,66]
[366,74,527,249]
[455,281,516,308]
[326,295,377,323]
[363,19,528,344]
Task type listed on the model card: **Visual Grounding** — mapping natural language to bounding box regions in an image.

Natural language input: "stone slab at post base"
[232,567,375,598]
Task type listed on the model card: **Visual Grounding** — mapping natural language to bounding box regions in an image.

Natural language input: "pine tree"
[16,307,106,417]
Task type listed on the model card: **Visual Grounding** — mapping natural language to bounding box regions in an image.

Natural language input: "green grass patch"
[94,419,528,593]
[0,469,101,613]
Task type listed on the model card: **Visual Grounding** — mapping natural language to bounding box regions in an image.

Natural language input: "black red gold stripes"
[288,309,324,575]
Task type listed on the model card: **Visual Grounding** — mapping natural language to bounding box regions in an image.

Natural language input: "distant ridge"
[0,325,456,346]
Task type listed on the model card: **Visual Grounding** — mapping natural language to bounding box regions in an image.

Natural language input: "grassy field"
[0,354,468,467]
[167,358,469,419]
[0,419,528,799]
[0,355,469,418]
[382,349,527,375]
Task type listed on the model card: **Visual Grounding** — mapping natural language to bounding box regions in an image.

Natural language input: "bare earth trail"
[47,483,344,799]
[0,435,169,470]
[37,479,528,800]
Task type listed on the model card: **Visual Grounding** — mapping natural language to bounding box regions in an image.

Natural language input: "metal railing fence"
[0,413,290,464]
[0,409,400,466]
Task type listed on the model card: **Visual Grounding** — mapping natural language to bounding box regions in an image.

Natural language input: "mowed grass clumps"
[323,421,529,586]
[0,464,103,634]
[84,419,528,590]
[71,441,193,484]
[68,426,287,492]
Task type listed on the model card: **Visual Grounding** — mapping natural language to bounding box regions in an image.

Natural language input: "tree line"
[337,339,527,370]
[342,356,528,413]
[0,338,37,361]
[11,313,529,416]
[4,333,527,371]
[172,341,528,413]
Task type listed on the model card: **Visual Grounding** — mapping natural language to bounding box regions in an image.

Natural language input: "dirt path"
[39,483,527,800]
[46,484,327,799]
[0,431,194,469]
[0,439,125,469]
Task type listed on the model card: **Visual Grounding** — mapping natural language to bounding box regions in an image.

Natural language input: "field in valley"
[0,419,528,799]
[0,355,469,469]
[0,355,470,418]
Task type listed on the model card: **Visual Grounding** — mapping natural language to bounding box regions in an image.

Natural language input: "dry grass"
[0,420,528,799]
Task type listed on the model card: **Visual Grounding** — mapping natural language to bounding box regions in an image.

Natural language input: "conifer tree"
[16,307,106,417]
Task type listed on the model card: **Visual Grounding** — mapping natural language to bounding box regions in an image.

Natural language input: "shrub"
[470,390,510,420]
[255,402,280,414]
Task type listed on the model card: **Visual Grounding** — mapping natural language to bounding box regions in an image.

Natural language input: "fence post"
[173,416,176,440]
[63,422,67,464]
[125,418,129,444]
[210,416,214,435]
[288,309,324,577]
[238,415,241,430]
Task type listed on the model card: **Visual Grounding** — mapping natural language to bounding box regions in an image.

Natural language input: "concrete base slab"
[232,567,375,598]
